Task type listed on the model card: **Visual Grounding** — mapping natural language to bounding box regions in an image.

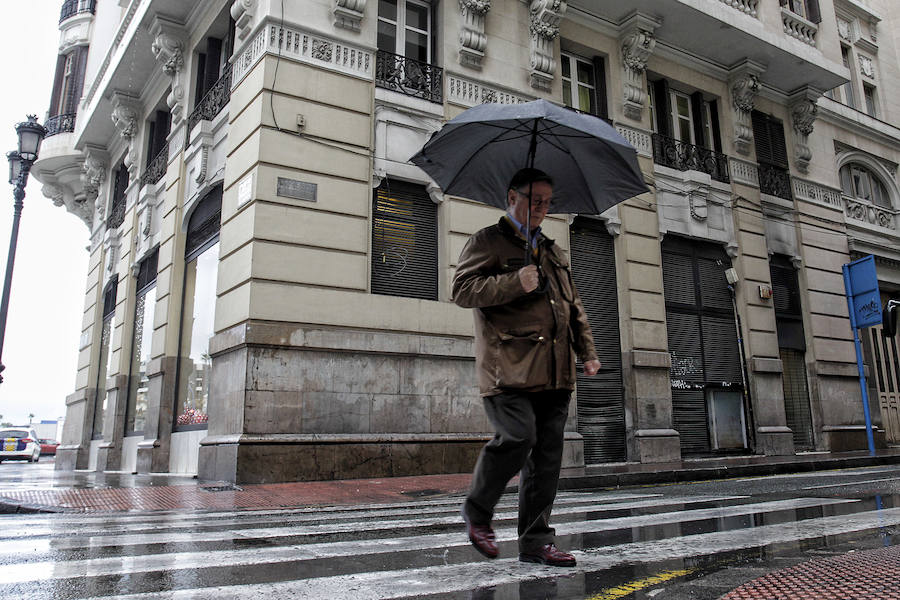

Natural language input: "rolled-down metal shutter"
[570,218,625,463]
[371,179,438,301]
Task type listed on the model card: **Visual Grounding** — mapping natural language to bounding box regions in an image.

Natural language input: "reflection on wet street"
[2,464,900,599]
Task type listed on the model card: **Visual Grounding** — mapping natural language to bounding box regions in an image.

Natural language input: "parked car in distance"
[0,427,41,463]
[39,439,59,455]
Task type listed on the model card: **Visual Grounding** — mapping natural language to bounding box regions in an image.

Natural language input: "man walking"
[452,168,602,567]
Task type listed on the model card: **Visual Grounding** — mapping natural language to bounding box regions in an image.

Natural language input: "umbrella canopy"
[409,99,649,215]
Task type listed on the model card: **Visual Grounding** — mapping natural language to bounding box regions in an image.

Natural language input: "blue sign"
[843,255,882,329]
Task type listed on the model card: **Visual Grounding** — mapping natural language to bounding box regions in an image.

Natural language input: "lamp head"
[6,151,21,185]
[15,115,47,162]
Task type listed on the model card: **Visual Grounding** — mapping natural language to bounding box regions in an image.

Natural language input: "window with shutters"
[375,0,442,102]
[662,236,745,454]
[141,109,171,188]
[174,185,222,432]
[863,84,877,117]
[189,11,236,133]
[561,52,608,121]
[840,45,857,108]
[46,46,88,137]
[371,179,438,301]
[780,0,821,22]
[752,110,792,201]
[649,77,727,183]
[93,276,119,440]
[840,163,891,209]
[126,249,159,437]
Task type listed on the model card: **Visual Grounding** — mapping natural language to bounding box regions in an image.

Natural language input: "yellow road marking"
[585,568,696,600]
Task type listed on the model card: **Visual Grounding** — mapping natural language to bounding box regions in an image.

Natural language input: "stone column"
[136,357,178,473]
[96,374,129,471]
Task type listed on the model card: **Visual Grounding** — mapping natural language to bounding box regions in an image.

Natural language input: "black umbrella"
[410,99,649,257]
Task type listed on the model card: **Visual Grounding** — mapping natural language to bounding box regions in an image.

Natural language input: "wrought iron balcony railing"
[758,163,793,201]
[140,142,169,188]
[651,133,730,184]
[44,113,77,137]
[107,196,126,230]
[60,0,96,23]
[187,64,233,134]
[375,50,443,104]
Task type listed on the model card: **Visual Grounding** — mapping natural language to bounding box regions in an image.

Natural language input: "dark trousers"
[462,389,570,553]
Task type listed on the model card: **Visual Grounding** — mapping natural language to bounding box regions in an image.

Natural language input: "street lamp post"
[0,115,47,383]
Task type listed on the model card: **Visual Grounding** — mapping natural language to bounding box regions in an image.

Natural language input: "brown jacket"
[452,216,598,397]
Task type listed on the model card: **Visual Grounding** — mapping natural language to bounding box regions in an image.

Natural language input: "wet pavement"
[2,456,900,598]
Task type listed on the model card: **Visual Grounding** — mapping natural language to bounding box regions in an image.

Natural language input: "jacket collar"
[497,215,555,248]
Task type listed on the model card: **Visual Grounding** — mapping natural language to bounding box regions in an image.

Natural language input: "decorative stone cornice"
[789,88,820,174]
[334,0,366,32]
[231,0,257,41]
[150,16,187,124]
[458,0,490,70]
[618,12,659,121]
[529,0,566,91]
[728,60,765,156]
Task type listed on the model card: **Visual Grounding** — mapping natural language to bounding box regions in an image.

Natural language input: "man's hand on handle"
[583,360,602,376]
[518,265,539,293]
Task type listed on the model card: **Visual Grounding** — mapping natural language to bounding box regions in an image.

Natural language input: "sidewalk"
[2,447,900,514]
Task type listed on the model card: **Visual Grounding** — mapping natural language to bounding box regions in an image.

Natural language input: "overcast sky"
[0,3,90,427]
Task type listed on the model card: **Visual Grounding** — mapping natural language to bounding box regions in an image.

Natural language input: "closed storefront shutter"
[663,236,745,454]
[570,218,625,463]
[371,179,438,301]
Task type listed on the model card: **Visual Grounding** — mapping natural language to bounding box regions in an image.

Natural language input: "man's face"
[507,180,552,230]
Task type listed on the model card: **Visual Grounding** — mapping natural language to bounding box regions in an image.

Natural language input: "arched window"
[840,163,891,208]
[174,185,222,430]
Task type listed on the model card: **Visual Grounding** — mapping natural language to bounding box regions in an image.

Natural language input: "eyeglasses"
[514,189,553,208]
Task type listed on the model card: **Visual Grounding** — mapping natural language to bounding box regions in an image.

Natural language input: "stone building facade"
[32,0,900,483]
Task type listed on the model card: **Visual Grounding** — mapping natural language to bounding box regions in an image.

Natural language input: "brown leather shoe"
[464,519,499,558]
[519,543,576,567]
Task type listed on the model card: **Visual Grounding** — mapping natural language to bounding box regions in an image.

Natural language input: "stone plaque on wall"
[277,178,318,202]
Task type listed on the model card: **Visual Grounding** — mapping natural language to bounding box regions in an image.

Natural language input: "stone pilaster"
[96,374,129,471]
[618,12,659,121]
[458,0,490,69]
[728,60,765,156]
[55,388,96,471]
[136,357,178,474]
[528,0,566,92]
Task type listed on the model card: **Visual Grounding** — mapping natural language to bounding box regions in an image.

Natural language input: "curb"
[556,453,900,490]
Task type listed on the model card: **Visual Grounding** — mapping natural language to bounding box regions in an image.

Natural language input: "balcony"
[375,50,443,104]
[187,64,232,135]
[44,113,77,137]
[566,0,845,95]
[140,142,169,188]
[758,163,792,201]
[781,6,818,46]
[651,134,730,184]
[59,0,95,23]
[845,197,897,231]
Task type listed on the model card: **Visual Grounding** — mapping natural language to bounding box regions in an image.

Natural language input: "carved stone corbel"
[111,92,141,180]
[81,146,108,204]
[618,12,659,121]
[728,60,765,156]
[459,0,490,70]
[150,16,187,123]
[789,88,820,174]
[231,0,257,41]
[334,0,366,32]
[529,0,566,92]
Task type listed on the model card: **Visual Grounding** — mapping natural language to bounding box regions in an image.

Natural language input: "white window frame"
[377,0,432,63]
[670,89,695,144]
[863,83,877,117]
[57,53,75,115]
[841,45,857,108]
[561,52,596,114]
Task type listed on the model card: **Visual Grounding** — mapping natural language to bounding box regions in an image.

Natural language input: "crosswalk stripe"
[0,494,744,551]
[74,505,900,600]
[0,496,856,585]
[0,491,660,537]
